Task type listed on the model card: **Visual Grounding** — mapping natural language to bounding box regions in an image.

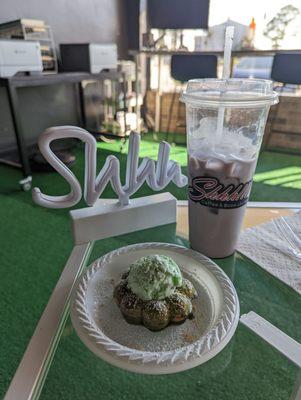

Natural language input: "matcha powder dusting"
[127,255,183,301]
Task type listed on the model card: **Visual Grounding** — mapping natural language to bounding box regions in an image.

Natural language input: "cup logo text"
[188,176,252,209]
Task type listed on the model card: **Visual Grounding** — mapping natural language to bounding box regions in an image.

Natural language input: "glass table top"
[37,219,300,400]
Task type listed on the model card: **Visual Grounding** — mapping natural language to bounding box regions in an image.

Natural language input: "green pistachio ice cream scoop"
[127,255,183,301]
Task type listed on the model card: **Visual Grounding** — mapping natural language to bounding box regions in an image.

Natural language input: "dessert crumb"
[181,331,197,343]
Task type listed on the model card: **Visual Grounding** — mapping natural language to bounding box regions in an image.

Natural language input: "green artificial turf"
[0,136,300,398]
[99,135,301,202]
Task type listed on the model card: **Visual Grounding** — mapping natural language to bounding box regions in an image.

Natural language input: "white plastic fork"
[273,216,301,258]
[279,217,301,247]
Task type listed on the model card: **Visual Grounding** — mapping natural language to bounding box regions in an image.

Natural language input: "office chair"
[266,53,301,149]
[166,54,217,143]
[271,53,301,85]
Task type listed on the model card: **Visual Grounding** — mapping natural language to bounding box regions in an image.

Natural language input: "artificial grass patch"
[99,137,301,202]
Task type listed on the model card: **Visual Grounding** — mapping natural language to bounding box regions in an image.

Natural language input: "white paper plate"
[71,243,239,374]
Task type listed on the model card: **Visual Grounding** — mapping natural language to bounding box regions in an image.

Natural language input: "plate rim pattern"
[73,242,239,365]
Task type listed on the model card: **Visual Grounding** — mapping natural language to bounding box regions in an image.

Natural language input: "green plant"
[264,4,299,49]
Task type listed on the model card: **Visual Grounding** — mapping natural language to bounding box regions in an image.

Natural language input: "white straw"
[216,26,235,143]
[222,26,235,79]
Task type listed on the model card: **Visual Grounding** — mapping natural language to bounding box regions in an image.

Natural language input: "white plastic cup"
[180,78,278,258]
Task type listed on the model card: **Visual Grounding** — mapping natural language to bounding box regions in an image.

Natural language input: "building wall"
[0,0,127,56]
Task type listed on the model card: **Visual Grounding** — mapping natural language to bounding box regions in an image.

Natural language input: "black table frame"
[0,71,122,189]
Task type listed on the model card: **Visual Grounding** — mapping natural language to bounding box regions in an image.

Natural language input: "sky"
[209,0,301,48]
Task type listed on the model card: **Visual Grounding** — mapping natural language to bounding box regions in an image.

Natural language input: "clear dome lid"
[180,78,278,108]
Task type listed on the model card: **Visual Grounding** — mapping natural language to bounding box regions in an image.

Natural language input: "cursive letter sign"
[32,126,187,209]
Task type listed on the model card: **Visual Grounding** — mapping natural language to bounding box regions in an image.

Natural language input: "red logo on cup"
[188,176,252,209]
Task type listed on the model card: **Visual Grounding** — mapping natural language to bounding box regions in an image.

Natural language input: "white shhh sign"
[32,126,187,209]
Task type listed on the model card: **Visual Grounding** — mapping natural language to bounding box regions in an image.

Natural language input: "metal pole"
[154,54,162,133]
[135,54,141,133]
[6,83,31,178]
